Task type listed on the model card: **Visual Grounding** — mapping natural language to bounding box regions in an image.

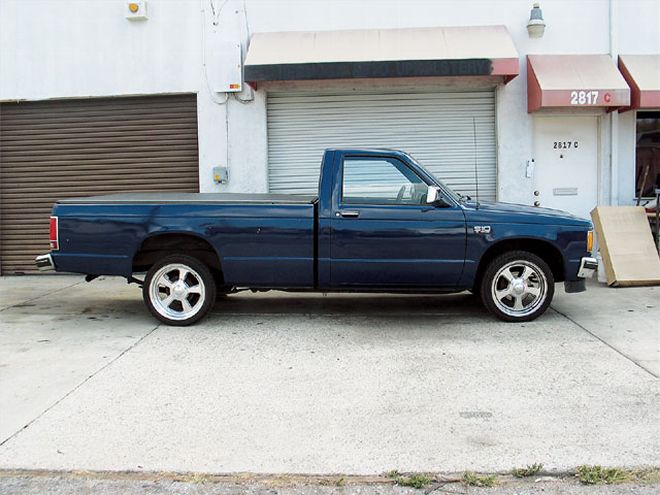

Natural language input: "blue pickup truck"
[36,148,596,325]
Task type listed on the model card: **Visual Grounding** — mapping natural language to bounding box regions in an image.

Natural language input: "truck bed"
[52,193,317,287]
[58,193,318,205]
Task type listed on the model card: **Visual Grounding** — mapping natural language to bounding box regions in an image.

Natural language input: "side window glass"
[342,158,426,205]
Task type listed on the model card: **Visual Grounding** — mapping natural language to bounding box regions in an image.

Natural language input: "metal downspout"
[609,0,619,205]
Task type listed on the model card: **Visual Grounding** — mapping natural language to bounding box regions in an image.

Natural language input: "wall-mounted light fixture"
[527,2,546,38]
[126,1,148,21]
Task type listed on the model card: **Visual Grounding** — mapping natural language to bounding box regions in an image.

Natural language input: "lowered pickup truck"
[36,148,597,325]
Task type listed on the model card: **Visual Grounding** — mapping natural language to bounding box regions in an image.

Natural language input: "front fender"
[460,222,589,287]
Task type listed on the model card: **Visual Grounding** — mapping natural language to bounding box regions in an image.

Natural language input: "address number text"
[553,141,579,149]
[570,90,599,105]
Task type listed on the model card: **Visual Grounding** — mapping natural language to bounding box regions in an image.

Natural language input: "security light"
[527,2,546,38]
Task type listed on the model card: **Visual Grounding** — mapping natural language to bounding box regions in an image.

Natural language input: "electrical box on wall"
[213,166,229,184]
[126,1,148,21]
[526,159,535,178]
[214,42,243,93]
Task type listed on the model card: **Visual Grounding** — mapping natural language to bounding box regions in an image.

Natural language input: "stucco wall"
[1,0,658,205]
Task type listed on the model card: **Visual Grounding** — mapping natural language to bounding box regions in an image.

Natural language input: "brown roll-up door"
[0,94,200,274]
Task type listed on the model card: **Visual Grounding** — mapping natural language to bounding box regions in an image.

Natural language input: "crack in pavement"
[0,279,85,313]
[0,322,162,448]
[551,306,658,379]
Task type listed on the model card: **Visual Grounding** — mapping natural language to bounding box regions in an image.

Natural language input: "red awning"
[618,55,660,109]
[527,55,630,112]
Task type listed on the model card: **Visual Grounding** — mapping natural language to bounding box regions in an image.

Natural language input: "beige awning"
[618,55,660,109]
[244,25,519,85]
[527,54,630,112]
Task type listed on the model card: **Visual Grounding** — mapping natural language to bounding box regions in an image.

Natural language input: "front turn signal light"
[587,230,594,252]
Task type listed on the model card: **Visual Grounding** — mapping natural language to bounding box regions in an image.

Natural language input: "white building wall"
[0,0,201,98]
[616,0,660,204]
[1,0,658,205]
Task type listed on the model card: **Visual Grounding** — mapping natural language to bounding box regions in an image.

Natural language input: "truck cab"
[317,149,467,289]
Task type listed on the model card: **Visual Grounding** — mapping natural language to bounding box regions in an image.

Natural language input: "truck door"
[329,155,466,288]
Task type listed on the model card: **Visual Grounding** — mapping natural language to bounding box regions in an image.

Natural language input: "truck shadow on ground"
[211,291,488,317]
[1,283,492,323]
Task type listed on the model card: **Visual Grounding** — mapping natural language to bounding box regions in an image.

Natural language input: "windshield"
[406,154,464,204]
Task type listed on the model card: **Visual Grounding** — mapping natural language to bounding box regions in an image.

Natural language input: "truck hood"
[461,200,592,227]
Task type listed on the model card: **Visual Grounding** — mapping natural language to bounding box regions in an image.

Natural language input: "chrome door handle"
[337,210,360,218]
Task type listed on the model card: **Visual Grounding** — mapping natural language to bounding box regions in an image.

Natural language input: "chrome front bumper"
[577,256,598,279]
[35,254,55,272]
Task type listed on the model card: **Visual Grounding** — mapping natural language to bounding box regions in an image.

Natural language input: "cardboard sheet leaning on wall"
[591,206,660,287]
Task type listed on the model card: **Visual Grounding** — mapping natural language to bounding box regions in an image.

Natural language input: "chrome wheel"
[490,260,547,318]
[148,263,206,321]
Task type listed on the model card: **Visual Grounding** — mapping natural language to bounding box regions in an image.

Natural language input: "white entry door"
[533,116,598,220]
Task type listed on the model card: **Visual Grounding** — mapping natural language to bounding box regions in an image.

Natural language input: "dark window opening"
[636,111,660,199]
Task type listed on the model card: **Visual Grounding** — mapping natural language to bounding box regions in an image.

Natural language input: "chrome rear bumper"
[577,256,598,279]
[35,254,55,272]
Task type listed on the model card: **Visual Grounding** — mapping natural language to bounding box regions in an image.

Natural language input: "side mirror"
[426,186,450,207]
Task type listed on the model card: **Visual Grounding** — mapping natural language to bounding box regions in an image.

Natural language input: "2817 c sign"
[569,90,613,105]
[553,141,579,149]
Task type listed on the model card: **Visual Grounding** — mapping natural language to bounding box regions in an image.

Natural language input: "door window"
[342,157,427,205]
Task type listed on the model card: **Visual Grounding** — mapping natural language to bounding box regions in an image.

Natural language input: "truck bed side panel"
[52,203,316,287]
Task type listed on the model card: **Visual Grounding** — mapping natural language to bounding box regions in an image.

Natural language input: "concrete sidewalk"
[0,276,658,476]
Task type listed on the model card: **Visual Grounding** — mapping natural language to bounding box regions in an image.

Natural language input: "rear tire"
[480,250,554,322]
[143,254,216,326]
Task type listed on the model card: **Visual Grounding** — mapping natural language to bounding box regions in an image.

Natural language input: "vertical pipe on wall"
[609,0,619,205]
[198,0,230,193]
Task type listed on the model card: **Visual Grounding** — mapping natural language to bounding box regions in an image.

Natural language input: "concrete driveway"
[0,276,658,475]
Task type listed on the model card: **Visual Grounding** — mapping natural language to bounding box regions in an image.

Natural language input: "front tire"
[480,251,554,322]
[143,254,216,326]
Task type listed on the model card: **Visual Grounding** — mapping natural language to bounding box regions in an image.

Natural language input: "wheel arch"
[474,237,565,289]
[132,231,224,282]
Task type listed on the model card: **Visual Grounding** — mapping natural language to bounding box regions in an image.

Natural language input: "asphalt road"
[0,276,658,476]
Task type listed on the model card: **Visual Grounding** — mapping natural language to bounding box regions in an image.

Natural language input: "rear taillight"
[49,216,59,251]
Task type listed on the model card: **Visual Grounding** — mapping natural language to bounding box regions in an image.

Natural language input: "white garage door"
[267,89,497,200]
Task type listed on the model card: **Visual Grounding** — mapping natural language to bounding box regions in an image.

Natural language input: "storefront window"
[636,111,660,199]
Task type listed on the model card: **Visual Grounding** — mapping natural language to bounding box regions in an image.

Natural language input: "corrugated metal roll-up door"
[267,89,497,199]
[0,94,199,274]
